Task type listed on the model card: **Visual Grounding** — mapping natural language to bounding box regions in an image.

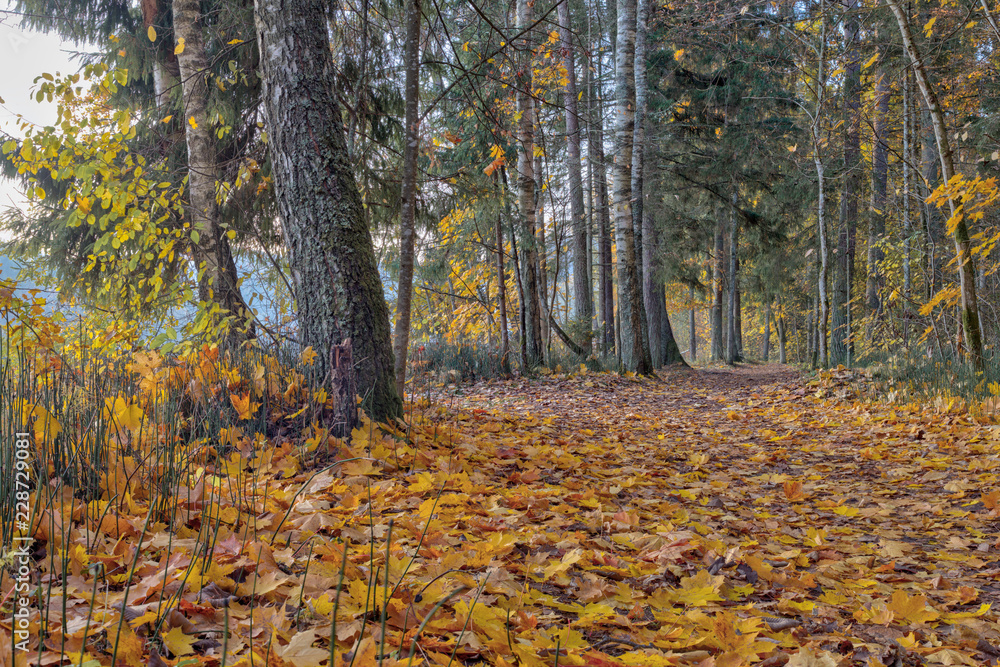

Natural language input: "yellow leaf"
[161,626,196,656]
[175,37,186,54]
[863,53,879,69]
[147,25,157,42]
[833,505,859,517]
[300,346,318,366]
[161,115,173,124]
[188,116,198,129]
[230,392,258,420]
[924,16,937,37]
[32,406,61,442]
[674,49,685,60]
[671,570,725,606]
[462,41,470,51]
[887,589,940,625]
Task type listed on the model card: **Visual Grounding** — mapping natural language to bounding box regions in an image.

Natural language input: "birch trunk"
[612,0,652,373]
[885,0,984,369]
[560,0,591,327]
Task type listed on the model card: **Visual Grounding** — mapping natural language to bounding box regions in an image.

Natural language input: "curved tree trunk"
[254,0,402,425]
[885,0,984,370]
[174,0,252,337]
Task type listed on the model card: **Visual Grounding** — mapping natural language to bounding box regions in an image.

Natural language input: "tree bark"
[174,0,251,337]
[632,0,652,365]
[711,217,725,360]
[612,0,652,374]
[517,0,544,369]
[776,298,787,364]
[593,77,615,356]
[560,0,591,328]
[885,0,984,369]
[866,68,890,338]
[254,0,402,425]
[496,211,510,370]
[689,285,697,363]
[812,0,830,368]
[726,200,741,364]
[534,135,550,362]
[763,299,771,362]
[902,66,912,347]
[392,0,422,399]
[831,3,859,366]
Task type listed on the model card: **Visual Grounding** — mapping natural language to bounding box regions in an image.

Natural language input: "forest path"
[430,363,1000,663]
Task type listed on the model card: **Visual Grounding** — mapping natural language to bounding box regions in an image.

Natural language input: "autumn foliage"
[4,337,1000,666]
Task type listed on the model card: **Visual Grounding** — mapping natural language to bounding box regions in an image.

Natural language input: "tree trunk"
[516,0,544,369]
[612,0,652,374]
[174,0,251,337]
[711,218,725,360]
[866,67,890,339]
[727,202,740,365]
[776,299,787,364]
[496,212,510,370]
[735,276,744,358]
[535,138,550,363]
[902,66,912,348]
[763,299,771,362]
[885,0,984,369]
[560,0,590,328]
[141,0,172,105]
[643,207,663,366]
[254,0,402,426]
[689,285,697,363]
[632,0,652,365]
[831,5,859,366]
[813,2,830,368]
[392,0,421,399]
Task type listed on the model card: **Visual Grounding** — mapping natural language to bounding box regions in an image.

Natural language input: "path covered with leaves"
[16,364,1000,666]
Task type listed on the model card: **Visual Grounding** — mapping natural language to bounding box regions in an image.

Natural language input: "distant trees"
[6,0,1000,385]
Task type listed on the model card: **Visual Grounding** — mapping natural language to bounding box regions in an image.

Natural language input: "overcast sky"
[0,3,81,211]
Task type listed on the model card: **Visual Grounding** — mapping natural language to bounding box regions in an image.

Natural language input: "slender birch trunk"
[560,0,591,328]
[885,0,984,369]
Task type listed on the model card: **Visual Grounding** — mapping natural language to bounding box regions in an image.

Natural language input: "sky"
[0,3,81,212]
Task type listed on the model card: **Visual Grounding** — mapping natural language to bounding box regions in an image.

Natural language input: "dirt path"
[428,364,1000,663]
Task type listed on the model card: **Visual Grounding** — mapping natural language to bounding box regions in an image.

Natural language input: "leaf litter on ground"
[8,361,1000,666]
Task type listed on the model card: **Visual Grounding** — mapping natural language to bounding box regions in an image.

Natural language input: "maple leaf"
[671,570,725,606]
[161,626,197,657]
[888,589,940,625]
